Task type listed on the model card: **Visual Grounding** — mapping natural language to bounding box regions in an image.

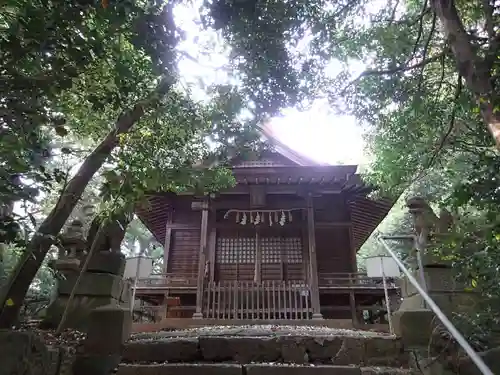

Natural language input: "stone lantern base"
[42,252,132,332]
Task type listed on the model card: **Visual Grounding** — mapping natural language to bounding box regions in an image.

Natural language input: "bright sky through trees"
[174,2,367,166]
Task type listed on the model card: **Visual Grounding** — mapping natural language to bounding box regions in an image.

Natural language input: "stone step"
[117,363,416,375]
[122,334,408,367]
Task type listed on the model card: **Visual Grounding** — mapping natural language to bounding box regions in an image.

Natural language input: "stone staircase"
[117,326,416,375]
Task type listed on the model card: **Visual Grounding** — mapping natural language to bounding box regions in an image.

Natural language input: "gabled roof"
[136,122,395,251]
[258,122,329,166]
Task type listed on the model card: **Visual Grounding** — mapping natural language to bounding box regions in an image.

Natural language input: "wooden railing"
[135,273,197,288]
[133,272,398,291]
[318,272,398,289]
[203,280,312,320]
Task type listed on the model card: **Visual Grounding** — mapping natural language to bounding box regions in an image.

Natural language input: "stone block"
[392,309,434,348]
[72,353,121,375]
[304,336,345,362]
[117,363,243,375]
[458,346,500,375]
[361,368,417,375]
[123,338,200,363]
[120,280,132,303]
[420,252,453,267]
[0,330,51,375]
[87,252,126,275]
[400,267,467,298]
[85,304,132,355]
[199,336,281,363]
[58,346,77,375]
[277,336,309,364]
[43,295,119,331]
[51,258,81,272]
[364,336,408,367]
[304,336,368,365]
[399,292,478,316]
[245,364,361,375]
[58,272,124,299]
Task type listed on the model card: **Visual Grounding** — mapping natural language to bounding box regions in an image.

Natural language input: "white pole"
[415,231,428,309]
[380,257,394,335]
[130,254,143,312]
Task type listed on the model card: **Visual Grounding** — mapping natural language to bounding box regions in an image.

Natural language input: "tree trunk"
[431,0,500,148]
[0,78,172,328]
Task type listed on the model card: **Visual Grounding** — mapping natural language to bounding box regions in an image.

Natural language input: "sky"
[174,3,367,167]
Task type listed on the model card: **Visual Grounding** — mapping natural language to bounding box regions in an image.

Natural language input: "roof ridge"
[259,122,329,167]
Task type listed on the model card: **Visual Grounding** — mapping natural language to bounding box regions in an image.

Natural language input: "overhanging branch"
[417,12,437,94]
[410,74,463,186]
[341,53,445,94]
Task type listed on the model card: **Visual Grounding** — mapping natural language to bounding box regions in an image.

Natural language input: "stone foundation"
[0,330,75,375]
[43,252,131,331]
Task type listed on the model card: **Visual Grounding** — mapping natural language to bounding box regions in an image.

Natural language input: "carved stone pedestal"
[393,197,479,348]
[398,266,477,313]
[393,264,478,349]
[43,252,132,332]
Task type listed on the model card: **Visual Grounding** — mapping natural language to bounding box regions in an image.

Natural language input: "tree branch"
[342,53,445,94]
[435,53,446,94]
[417,12,437,95]
[482,0,495,41]
[410,74,463,186]
[411,0,429,58]
[427,74,463,167]
[388,0,402,24]
[430,0,483,90]
[395,7,431,27]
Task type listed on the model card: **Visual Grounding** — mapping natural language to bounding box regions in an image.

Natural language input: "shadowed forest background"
[0,0,499,350]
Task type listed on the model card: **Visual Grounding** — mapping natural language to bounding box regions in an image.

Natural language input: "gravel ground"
[131,324,392,341]
[16,320,86,352]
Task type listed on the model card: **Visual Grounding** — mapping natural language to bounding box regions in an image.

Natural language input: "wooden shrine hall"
[133,125,397,329]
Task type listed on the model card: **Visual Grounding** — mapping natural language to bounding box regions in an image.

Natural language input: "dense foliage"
[206,0,500,348]
[1,0,500,347]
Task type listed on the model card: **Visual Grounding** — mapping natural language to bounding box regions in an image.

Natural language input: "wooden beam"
[212,200,306,210]
[219,185,344,195]
[213,222,351,230]
[307,194,323,320]
[315,222,352,229]
[193,200,209,319]
[165,223,200,230]
[214,222,303,230]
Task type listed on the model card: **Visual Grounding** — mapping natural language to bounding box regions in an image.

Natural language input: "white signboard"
[124,256,153,279]
[365,256,400,278]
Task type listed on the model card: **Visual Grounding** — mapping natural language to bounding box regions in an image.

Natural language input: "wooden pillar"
[348,275,359,327]
[254,230,262,283]
[346,200,359,326]
[348,225,357,273]
[163,213,173,274]
[307,194,323,320]
[193,199,209,319]
[208,210,217,282]
[301,210,310,285]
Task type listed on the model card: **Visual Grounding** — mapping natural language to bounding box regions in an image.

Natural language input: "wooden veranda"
[132,271,399,327]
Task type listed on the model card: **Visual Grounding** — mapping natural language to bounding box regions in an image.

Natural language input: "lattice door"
[261,236,303,281]
[215,234,304,281]
[215,236,256,280]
